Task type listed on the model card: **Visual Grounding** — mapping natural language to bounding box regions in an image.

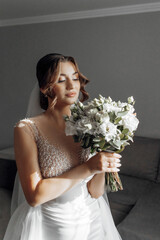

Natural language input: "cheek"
[52,86,61,96]
[76,82,81,91]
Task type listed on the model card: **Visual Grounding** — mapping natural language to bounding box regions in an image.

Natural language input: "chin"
[66,96,78,103]
[67,99,77,105]
[57,99,77,107]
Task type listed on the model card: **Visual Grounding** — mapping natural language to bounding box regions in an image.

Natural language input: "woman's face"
[53,61,80,106]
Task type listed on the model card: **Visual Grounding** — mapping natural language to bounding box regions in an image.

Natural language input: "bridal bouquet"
[64,95,139,192]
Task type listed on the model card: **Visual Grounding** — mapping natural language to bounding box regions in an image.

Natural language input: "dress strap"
[14,118,40,142]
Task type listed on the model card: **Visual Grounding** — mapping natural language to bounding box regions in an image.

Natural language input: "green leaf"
[102,145,111,151]
[123,135,129,140]
[109,112,117,122]
[119,133,125,140]
[122,128,129,134]
[85,136,90,148]
[114,117,122,124]
[110,141,121,149]
[117,111,128,117]
[115,145,125,153]
[99,139,106,148]
[91,147,96,154]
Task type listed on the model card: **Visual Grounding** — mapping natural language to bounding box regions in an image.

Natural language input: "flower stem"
[105,172,123,192]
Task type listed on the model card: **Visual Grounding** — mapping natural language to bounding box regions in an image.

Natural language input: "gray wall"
[0,11,160,149]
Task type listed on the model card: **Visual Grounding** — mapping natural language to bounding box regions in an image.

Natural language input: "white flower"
[106,96,112,103]
[77,101,84,108]
[126,104,135,114]
[117,101,127,108]
[86,108,98,118]
[103,103,121,114]
[95,112,103,122]
[121,113,139,132]
[64,94,139,153]
[99,94,105,104]
[70,103,76,110]
[75,117,93,134]
[128,96,134,104]
[97,122,117,142]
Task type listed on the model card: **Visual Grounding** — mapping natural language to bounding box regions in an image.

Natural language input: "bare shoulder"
[14,113,45,132]
[15,113,44,125]
[14,117,39,164]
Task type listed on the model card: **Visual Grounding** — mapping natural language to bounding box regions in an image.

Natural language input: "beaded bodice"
[15,119,90,178]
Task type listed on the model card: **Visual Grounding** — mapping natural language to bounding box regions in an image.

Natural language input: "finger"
[115,159,121,163]
[115,163,121,167]
[105,167,120,172]
[105,157,121,163]
[109,162,121,168]
[103,152,122,158]
[111,153,122,158]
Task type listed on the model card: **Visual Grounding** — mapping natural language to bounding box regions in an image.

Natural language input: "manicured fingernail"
[114,153,121,157]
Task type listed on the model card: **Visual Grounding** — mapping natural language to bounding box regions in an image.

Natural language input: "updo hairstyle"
[36,53,90,110]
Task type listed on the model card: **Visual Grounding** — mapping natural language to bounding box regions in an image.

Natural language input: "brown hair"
[36,53,90,110]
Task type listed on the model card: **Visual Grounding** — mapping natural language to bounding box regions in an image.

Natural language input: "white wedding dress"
[3,83,122,240]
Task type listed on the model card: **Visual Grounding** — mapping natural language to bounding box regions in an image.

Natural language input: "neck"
[45,104,71,131]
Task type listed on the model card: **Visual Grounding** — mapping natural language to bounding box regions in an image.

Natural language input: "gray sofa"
[0,148,16,239]
[0,136,160,239]
[108,136,160,240]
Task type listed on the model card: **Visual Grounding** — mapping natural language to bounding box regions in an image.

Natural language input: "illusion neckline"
[27,118,84,155]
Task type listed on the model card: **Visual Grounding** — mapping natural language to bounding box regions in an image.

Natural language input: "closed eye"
[58,78,79,83]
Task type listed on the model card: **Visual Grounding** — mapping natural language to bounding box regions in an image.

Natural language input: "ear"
[40,87,47,95]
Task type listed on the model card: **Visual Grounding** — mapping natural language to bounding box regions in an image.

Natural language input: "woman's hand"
[85,151,122,175]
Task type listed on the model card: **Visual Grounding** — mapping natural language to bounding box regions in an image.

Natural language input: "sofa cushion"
[108,174,151,227]
[0,188,12,239]
[117,183,160,240]
[108,201,133,226]
[108,174,151,205]
[120,136,160,181]
[156,163,160,183]
[0,159,17,190]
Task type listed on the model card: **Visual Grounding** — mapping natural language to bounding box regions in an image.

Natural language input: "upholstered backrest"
[120,136,160,182]
[0,159,17,190]
[156,163,160,183]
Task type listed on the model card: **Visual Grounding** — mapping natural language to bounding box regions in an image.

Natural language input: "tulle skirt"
[3,180,122,240]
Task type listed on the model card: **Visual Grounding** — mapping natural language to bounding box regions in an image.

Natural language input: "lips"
[66,92,76,97]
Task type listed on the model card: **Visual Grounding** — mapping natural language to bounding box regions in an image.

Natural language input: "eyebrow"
[60,71,78,76]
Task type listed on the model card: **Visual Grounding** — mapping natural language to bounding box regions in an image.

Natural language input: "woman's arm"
[14,125,92,207]
[87,173,105,199]
[87,153,121,199]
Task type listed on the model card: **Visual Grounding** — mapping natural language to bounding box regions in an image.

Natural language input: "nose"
[66,77,74,90]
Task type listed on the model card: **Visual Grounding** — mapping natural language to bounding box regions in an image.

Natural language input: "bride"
[3,53,122,240]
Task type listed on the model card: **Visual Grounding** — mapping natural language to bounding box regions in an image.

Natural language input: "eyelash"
[58,78,79,83]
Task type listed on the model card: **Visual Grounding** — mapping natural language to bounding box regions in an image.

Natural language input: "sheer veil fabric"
[6,83,122,240]
[11,82,44,215]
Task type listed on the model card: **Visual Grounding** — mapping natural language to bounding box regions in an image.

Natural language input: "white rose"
[121,113,139,132]
[76,117,93,134]
[97,122,117,141]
